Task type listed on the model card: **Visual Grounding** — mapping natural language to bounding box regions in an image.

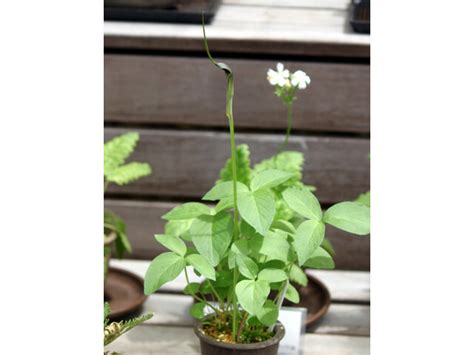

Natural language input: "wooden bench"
[104,0,370,270]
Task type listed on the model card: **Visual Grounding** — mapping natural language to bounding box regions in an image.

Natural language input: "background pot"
[194,316,285,355]
[104,231,117,281]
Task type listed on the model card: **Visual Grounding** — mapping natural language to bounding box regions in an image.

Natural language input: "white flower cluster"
[267,63,311,90]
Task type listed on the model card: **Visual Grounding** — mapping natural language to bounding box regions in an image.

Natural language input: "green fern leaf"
[104,132,139,176]
[217,144,252,186]
[105,162,152,186]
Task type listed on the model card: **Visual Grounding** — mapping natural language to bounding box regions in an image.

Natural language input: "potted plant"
[104,132,152,279]
[143,25,370,355]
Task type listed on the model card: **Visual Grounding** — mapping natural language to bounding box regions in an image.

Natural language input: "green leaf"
[272,219,296,234]
[144,252,186,295]
[321,238,336,258]
[236,254,259,280]
[285,283,300,304]
[303,247,335,269]
[190,212,233,266]
[259,231,290,262]
[186,254,216,280]
[289,264,308,287]
[165,219,193,238]
[258,268,288,283]
[253,151,305,187]
[105,162,151,186]
[250,169,295,191]
[190,302,206,319]
[163,203,211,221]
[104,132,139,175]
[282,187,322,221]
[323,201,370,235]
[214,197,234,213]
[355,191,370,207]
[256,300,279,326]
[154,234,187,257]
[293,219,325,266]
[235,279,270,315]
[215,270,233,288]
[217,144,252,186]
[237,190,275,235]
[202,181,249,201]
[184,282,200,295]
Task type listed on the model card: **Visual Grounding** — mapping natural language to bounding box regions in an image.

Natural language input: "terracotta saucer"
[284,272,331,331]
[105,267,148,321]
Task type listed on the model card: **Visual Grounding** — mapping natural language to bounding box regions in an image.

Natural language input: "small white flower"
[291,70,311,89]
[267,63,290,87]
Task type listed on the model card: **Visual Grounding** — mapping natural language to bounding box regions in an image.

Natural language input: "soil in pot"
[195,313,285,355]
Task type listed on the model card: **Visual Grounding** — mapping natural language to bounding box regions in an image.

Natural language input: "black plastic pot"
[194,316,285,355]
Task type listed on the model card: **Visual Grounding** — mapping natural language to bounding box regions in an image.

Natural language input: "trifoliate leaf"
[256,301,279,327]
[144,252,186,295]
[258,268,288,283]
[154,234,187,256]
[190,302,206,319]
[186,254,216,280]
[236,254,259,280]
[293,219,325,266]
[285,283,300,304]
[202,181,249,201]
[282,187,322,221]
[163,203,211,221]
[235,279,270,315]
[303,247,335,269]
[289,264,308,287]
[190,212,233,266]
[237,190,275,236]
[323,201,370,235]
[250,169,295,192]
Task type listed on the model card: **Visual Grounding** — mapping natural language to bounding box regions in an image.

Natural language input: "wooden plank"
[136,293,369,336]
[110,259,370,303]
[105,199,370,270]
[104,128,370,204]
[223,0,351,10]
[104,1,369,58]
[105,324,369,354]
[105,55,370,134]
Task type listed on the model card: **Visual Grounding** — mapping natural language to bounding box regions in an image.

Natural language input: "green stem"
[184,268,219,314]
[278,100,293,155]
[202,17,240,341]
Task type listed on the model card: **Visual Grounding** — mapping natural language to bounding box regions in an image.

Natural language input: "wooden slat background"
[105,55,370,134]
[104,0,370,271]
[105,128,369,204]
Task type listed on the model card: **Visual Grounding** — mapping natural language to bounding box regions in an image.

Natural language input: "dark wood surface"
[105,55,370,134]
[105,128,370,204]
[106,199,370,270]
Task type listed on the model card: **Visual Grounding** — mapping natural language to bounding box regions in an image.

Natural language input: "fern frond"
[104,312,153,346]
[105,162,152,186]
[217,144,252,186]
[104,132,139,176]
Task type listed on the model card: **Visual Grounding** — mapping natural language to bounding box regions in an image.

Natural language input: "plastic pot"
[194,315,285,355]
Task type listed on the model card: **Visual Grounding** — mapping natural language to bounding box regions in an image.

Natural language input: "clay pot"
[104,231,117,280]
[194,315,285,355]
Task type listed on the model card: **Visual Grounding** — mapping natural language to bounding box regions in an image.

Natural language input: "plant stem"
[269,279,289,333]
[236,311,248,341]
[184,267,219,314]
[278,100,293,154]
